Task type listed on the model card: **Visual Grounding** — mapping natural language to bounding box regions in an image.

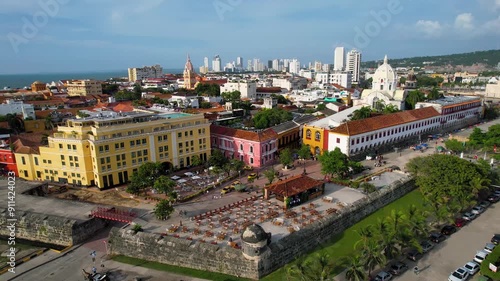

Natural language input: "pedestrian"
[179,220,182,226]
[100,259,105,268]
[413,266,419,275]
[92,266,97,274]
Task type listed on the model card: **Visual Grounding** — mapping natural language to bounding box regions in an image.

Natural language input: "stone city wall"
[0,209,107,247]
[108,176,415,279]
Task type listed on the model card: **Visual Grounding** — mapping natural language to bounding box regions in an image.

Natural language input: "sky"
[0,0,499,74]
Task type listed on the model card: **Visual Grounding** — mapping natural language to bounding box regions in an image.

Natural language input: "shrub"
[480,243,500,280]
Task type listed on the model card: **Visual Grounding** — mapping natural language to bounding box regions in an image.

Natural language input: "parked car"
[243,165,253,171]
[463,261,480,275]
[454,218,467,228]
[373,271,393,281]
[366,154,377,160]
[473,250,489,264]
[420,240,434,253]
[429,232,446,243]
[448,267,470,281]
[484,243,496,253]
[491,234,500,245]
[479,201,491,209]
[406,249,423,261]
[494,190,500,196]
[388,261,408,275]
[247,173,257,180]
[220,187,232,195]
[462,212,477,221]
[487,194,500,203]
[441,225,457,235]
[471,205,485,215]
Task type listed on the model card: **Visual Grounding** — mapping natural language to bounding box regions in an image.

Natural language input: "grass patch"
[0,242,42,264]
[262,189,426,281]
[112,255,252,281]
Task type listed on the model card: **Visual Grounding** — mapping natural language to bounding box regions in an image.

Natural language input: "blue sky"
[0,0,499,74]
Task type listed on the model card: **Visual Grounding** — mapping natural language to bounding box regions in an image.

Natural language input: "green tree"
[279,148,294,168]
[126,162,165,195]
[318,147,349,179]
[344,255,366,281]
[199,101,212,109]
[229,159,245,174]
[444,139,466,152]
[350,106,372,121]
[316,103,326,111]
[405,90,425,109]
[191,155,203,167]
[207,149,229,168]
[360,182,376,194]
[154,199,174,220]
[153,175,176,195]
[297,144,312,161]
[427,87,441,100]
[252,108,293,129]
[382,104,400,114]
[263,168,277,185]
[361,239,386,277]
[271,94,289,104]
[221,90,241,103]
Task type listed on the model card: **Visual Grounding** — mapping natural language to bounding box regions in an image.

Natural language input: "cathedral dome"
[184,55,194,72]
[371,55,397,92]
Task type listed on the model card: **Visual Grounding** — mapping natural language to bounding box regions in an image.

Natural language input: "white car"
[448,267,469,281]
[462,212,477,221]
[463,261,480,275]
[373,271,392,281]
[474,250,489,264]
[471,205,485,215]
[484,242,496,253]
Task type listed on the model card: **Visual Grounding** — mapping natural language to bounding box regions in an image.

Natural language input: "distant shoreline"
[0,69,183,89]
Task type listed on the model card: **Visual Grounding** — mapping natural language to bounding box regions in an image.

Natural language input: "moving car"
[471,205,485,215]
[220,186,232,195]
[429,232,446,243]
[441,225,457,235]
[247,173,257,180]
[462,212,477,221]
[473,250,489,264]
[454,218,467,228]
[448,267,469,281]
[463,261,480,275]
[491,234,500,245]
[388,261,408,275]
[484,243,496,253]
[373,271,392,281]
[406,249,423,261]
[420,240,434,253]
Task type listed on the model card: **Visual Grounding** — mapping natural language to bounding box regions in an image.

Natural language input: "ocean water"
[0,69,183,89]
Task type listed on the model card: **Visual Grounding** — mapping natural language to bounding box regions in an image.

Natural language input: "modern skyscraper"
[204,57,209,69]
[334,47,345,71]
[236,57,243,68]
[267,60,273,70]
[212,55,221,72]
[247,59,253,71]
[289,59,300,74]
[272,59,280,71]
[346,49,362,84]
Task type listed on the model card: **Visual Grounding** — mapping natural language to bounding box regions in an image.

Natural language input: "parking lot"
[396,199,500,281]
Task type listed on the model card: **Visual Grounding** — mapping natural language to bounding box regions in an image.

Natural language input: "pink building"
[210,125,278,168]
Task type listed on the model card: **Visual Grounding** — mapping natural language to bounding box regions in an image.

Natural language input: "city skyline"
[1,0,500,74]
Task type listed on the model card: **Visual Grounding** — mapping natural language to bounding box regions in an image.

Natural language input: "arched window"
[250,146,253,153]
[315,132,321,141]
[240,144,243,151]
[306,129,311,139]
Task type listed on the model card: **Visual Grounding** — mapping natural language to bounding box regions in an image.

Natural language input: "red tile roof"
[210,125,278,142]
[331,107,440,136]
[12,133,44,154]
[265,174,324,197]
[257,87,282,93]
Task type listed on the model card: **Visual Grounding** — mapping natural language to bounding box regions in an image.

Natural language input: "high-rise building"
[212,55,222,72]
[15,112,211,188]
[204,57,209,69]
[272,59,280,71]
[334,47,345,71]
[247,60,253,71]
[267,60,273,70]
[346,49,362,84]
[128,65,163,82]
[289,59,300,74]
[236,57,243,68]
[314,61,323,72]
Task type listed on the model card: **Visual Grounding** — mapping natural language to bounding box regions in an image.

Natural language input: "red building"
[0,134,18,176]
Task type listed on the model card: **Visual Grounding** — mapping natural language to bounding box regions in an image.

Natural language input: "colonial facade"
[328,107,441,156]
[15,111,211,188]
[415,96,482,130]
[210,125,278,168]
[271,115,317,152]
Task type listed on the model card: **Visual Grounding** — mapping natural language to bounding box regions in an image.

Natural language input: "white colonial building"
[415,96,482,130]
[220,80,257,100]
[355,55,407,110]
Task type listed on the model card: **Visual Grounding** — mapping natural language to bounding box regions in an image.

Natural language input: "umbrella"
[437,146,444,151]
[233,184,247,192]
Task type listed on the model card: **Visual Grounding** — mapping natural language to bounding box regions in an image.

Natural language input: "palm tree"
[344,255,366,281]
[469,176,490,197]
[285,257,312,281]
[361,239,386,278]
[354,225,374,250]
[351,106,372,121]
[309,253,335,281]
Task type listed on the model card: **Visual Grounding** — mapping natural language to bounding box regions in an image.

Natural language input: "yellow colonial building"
[302,124,328,156]
[15,111,210,188]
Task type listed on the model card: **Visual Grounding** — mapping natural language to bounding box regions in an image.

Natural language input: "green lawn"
[112,190,425,281]
[112,255,251,281]
[262,189,426,281]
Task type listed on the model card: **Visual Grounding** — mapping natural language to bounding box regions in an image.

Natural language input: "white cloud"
[415,20,444,38]
[478,0,500,11]
[482,15,500,34]
[454,13,475,30]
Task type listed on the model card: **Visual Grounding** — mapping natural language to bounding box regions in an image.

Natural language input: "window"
[21,157,26,165]
[315,132,321,141]
[178,132,182,138]
[336,138,340,144]
[60,155,65,160]
[34,158,39,165]
[104,145,109,151]
[142,139,146,144]
[143,149,148,156]
[74,156,78,161]
[73,145,77,150]
[306,129,311,139]
[59,144,63,149]
[250,157,254,164]
[185,131,188,137]
[250,146,253,153]
[190,130,193,136]
[69,156,73,161]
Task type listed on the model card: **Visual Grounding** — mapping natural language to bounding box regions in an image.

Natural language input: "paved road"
[6,224,209,281]
[397,201,500,281]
